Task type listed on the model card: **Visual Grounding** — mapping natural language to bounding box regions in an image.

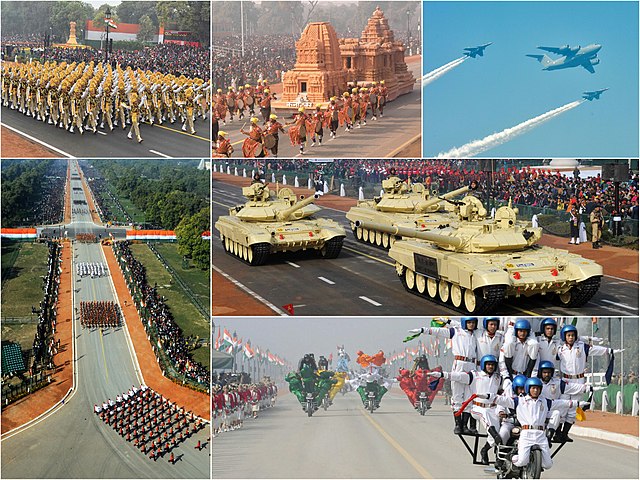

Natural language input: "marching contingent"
[76,261,107,278]
[79,300,121,329]
[213,81,390,158]
[277,318,621,478]
[1,60,210,143]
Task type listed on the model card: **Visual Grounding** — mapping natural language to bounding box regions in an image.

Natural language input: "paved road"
[212,390,639,479]
[1,109,210,158]
[220,61,421,158]
[1,161,209,478]
[212,181,639,316]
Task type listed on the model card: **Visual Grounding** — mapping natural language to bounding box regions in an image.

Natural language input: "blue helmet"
[538,361,555,377]
[480,354,498,372]
[514,319,531,334]
[540,318,557,334]
[525,377,543,395]
[512,374,527,390]
[483,317,500,329]
[560,324,578,342]
[461,317,478,330]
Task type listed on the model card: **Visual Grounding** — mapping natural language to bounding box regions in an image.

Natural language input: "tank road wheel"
[405,268,416,290]
[382,233,390,249]
[321,237,344,259]
[356,227,363,241]
[224,236,231,252]
[438,280,450,302]
[416,274,426,294]
[247,245,254,264]
[249,243,270,266]
[450,285,463,308]
[363,228,370,242]
[375,231,383,246]
[556,277,601,307]
[427,278,438,298]
[463,288,479,313]
[389,236,396,247]
[242,245,248,261]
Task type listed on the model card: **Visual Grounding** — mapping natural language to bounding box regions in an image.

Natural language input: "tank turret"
[415,185,471,213]
[276,193,319,221]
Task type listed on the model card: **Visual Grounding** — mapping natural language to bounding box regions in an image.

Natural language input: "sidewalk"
[212,172,639,281]
[572,410,638,448]
[0,126,58,158]
[211,266,277,316]
[103,245,210,420]
[1,241,74,435]
[77,163,102,225]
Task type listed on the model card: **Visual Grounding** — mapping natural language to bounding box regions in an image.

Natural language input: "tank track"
[321,237,344,259]
[249,243,271,266]
[557,276,601,307]
[399,271,507,314]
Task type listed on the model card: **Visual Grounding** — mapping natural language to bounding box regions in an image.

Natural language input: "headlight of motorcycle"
[511,427,521,437]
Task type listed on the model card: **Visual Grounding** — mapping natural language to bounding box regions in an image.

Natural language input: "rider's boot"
[480,442,491,465]
[560,422,574,442]
[546,428,555,447]
[453,413,462,435]
[468,414,479,435]
[488,426,503,445]
[461,412,474,435]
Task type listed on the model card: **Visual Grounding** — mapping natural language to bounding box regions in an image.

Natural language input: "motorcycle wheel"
[521,449,542,479]
[419,400,427,416]
[307,401,313,417]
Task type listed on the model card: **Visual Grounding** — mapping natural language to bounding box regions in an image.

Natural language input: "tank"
[215,183,346,265]
[345,177,470,249]
[356,200,603,313]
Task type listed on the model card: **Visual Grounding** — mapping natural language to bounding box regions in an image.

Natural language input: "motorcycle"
[321,394,331,411]
[366,390,377,413]
[305,392,316,417]
[417,391,431,416]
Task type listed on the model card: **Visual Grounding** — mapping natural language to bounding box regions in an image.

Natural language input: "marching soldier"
[265,113,285,158]
[121,91,143,143]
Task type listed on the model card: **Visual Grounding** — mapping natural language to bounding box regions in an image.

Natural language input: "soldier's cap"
[264,89,270,93]
[380,80,385,84]
[298,107,305,112]
[218,131,227,137]
[244,83,251,88]
[250,117,259,123]
[269,114,277,120]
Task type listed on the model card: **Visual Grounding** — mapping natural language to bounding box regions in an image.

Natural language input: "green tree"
[117,1,158,25]
[175,207,210,270]
[50,1,94,42]
[93,3,120,27]
[137,15,155,42]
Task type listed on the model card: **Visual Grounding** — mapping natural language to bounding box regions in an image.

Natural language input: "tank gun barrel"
[276,194,319,220]
[354,220,463,248]
[416,185,470,212]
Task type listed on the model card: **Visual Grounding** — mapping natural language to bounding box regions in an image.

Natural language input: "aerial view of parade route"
[1,159,210,478]
[0,1,210,158]
[212,159,638,317]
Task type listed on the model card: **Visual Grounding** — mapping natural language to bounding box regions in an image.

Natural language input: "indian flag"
[243,342,255,359]
[105,19,118,29]
[223,328,233,346]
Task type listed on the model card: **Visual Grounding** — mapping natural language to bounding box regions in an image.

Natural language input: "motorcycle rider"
[488,377,591,472]
[500,319,539,384]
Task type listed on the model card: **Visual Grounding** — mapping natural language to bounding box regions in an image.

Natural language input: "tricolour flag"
[243,342,255,359]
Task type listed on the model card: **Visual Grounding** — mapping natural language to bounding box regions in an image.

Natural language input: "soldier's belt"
[562,373,585,379]
[521,425,545,430]
[454,355,475,362]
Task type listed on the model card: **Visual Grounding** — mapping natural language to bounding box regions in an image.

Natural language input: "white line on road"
[604,274,640,285]
[360,295,382,306]
[318,276,335,285]
[286,261,301,268]
[149,149,173,158]
[1,122,75,158]
[97,131,107,136]
[600,299,637,312]
[212,265,287,315]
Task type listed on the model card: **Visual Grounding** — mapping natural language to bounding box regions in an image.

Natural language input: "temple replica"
[279,7,416,107]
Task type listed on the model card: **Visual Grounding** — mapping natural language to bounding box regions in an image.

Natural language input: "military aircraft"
[526,44,602,73]
[463,43,492,58]
[582,88,609,101]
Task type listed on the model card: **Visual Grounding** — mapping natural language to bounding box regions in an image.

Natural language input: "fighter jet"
[526,44,602,73]
[582,88,609,101]
[463,43,492,58]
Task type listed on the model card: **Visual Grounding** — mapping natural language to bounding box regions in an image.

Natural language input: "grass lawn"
[1,242,49,319]
[153,243,209,312]
[116,194,146,224]
[129,243,210,368]
[1,323,37,351]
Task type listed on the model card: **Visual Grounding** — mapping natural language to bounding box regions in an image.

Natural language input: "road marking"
[360,295,382,306]
[286,261,301,268]
[149,149,173,158]
[97,131,107,136]
[318,276,335,285]
[152,123,210,142]
[600,299,637,312]
[343,245,395,266]
[212,264,287,315]
[359,410,432,478]
[212,200,233,208]
[99,328,109,383]
[604,274,639,285]
[1,122,75,158]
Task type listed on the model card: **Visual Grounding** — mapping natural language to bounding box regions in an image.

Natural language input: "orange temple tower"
[280,6,416,105]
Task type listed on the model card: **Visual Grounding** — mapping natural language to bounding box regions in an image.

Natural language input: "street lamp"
[406,10,411,42]
[104,7,111,63]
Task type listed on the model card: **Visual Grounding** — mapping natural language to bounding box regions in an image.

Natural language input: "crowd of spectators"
[31,242,62,372]
[213,34,296,89]
[215,159,639,220]
[212,376,278,435]
[82,164,132,225]
[113,241,208,388]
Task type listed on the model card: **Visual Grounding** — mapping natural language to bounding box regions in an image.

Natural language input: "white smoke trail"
[422,57,468,87]
[437,100,584,158]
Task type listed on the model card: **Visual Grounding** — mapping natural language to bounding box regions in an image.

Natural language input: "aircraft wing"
[538,46,570,56]
[581,61,596,74]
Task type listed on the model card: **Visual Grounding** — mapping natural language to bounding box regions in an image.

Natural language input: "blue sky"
[422,1,639,158]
